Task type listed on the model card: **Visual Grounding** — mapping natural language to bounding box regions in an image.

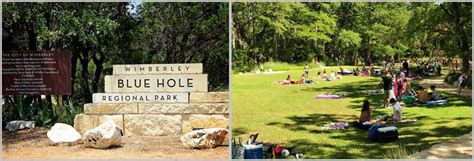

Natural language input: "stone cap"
[113,63,203,75]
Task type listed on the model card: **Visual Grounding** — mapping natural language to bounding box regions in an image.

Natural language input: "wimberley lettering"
[124,65,191,72]
[102,94,179,102]
[117,78,194,88]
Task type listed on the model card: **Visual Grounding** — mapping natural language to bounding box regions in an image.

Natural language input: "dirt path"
[418,76,471,97]
[2,128,228,159]
[410,132,472,159]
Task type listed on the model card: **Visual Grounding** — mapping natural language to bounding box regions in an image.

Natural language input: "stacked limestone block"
[74,64,229,136]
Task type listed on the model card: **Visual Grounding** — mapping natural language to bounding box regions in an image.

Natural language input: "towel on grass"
[322,122,349,130]
[367,90,384,95]
[315,94,346,99]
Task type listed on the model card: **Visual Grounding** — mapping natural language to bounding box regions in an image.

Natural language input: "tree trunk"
[92,53,105,93]
[26,22,37,51]
[80,50,92,103]
[70,52,79,94]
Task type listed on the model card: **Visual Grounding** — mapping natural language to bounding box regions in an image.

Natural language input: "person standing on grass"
[304,63,310,78]
[403,60,409,74]
[395,74,403,100]
[436,61,442,76]
[393,74,399,99]
[458,73,468,96]
[381,73,394,108]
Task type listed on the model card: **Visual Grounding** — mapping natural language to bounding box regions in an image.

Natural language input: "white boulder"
[47,123,82,146]
[6,120,35,132]
[83,120,122,149]
[180,128,228,149]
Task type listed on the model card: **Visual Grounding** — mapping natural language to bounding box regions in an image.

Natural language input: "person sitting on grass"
[299,74,306,84]
[403,78,415,95]
[334,73,343,80]
[359,100,372,123]
[390,98,403,123]
[353,67,360,76]
[429,85,440,100]
[320,71,328,79]
[330,71,336,78]
[353,100,372,130]
[416,86,429,104]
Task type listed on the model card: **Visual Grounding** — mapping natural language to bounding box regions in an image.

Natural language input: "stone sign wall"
[74,63,229,136]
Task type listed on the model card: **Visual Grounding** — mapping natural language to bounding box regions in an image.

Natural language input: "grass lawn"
[231,66,472,159]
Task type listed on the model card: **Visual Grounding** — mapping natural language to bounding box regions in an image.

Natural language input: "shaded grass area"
[232,66,472,159]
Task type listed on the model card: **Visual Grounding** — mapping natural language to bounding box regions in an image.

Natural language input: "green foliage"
[34,101,57,127]
[233,3,336,67]
[5,96,36,120]
[233,2,471,69]
[63,100,83,126]
[2,96,57,127]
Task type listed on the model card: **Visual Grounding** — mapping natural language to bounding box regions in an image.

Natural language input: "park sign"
[76,63,229,136]
[2,51,71,95]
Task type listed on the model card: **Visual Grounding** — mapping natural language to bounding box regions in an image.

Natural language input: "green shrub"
[5,96,36,120]
[232,65,255,74]
[62,100,83,126]
[262,61,319,71]
[34,101,57,127]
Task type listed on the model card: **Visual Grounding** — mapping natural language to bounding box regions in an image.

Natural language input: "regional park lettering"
[117,78,194,88]
[102,94,178,102]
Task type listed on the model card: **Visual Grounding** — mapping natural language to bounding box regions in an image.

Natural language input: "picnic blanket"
[324,77,333,81]
[322,122,349,130]
[425,99,448,106]
[315,94,346,99]
[407,99,448,106]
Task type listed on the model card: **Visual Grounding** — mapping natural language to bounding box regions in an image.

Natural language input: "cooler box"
[243,142,264,159]
[377,126,398,142]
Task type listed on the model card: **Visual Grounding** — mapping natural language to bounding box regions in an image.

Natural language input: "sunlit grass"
[232,66,472,159]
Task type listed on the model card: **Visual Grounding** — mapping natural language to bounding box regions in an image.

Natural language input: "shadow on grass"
[265,112,471,159]
[232,127,249,136]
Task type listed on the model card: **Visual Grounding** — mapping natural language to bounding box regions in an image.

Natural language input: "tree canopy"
[232,2,472,73]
